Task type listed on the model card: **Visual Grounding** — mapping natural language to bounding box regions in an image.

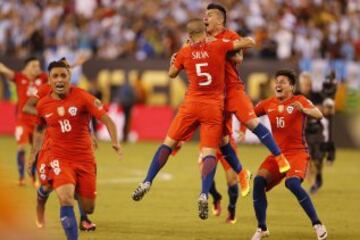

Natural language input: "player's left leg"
[76,162,97,232]
[252,155,283,239]
[75,195,96,231]
[224,169,238,224]
[285,177,327,239]
[284,152,327,240]
[219,133,251,197]
[198,147,218,220]
[208,181,222,216]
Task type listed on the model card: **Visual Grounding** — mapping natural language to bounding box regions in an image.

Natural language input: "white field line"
[98,171,173,185]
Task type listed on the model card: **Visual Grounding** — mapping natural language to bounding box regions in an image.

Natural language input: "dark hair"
[275,69,297,85]
[47,60,69,73]
[24,57,39,66]
[207,3,227,25]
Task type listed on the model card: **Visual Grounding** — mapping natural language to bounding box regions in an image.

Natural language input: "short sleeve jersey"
[36,87,106,163]
[12,72,48,122]
[215,29,243,89]
[174,38,234,105]
[255,95,314,152]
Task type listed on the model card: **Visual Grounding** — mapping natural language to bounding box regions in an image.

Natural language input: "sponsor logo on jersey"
[278,105,284,113]
[45,113,53,118]
[57,106,65,116]
[287,105,294,114]
[68,106,77,116]
[21,79,27,84]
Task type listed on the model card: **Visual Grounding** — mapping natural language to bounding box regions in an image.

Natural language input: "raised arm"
[232,37,256,51]
[0,62,15,80]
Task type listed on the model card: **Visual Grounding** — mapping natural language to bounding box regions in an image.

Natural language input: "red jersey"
[12,72,48,123]
[214,29,243,89]
[174,38,234,105]
[36,87,106,163]
[255,95,314,152]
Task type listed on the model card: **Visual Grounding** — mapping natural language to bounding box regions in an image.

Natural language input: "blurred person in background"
[0,57,47,186]
[117,79,136,143]
[298,72,336,194]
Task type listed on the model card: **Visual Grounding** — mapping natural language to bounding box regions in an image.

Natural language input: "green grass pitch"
[0,136,359,239]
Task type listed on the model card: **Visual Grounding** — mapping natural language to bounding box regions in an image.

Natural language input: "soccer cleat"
[314,224,327,240]
[198,193,208,220]
[274,154,291,173]
[212,198,222,216]
[251,228,270,240]
[79,218,96,231]
[225,207,236,224]
[239,169,252,197]
[132,182,151,201]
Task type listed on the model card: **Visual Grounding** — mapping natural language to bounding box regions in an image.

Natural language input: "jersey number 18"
[58,119,72,133]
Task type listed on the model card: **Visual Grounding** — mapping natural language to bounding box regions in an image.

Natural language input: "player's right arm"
[169,49,185,78]
[0,62,15,80]
[27,123,45,176]
[232,37,256,51]
[23,97,39,115]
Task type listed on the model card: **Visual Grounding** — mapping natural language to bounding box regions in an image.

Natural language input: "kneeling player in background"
[251,70,327,240]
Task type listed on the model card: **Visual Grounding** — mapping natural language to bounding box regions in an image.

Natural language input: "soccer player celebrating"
[203,4,291,186]
[132,18,255,220]
[0,58,47,185]
[35,60,121,240]
[251,70,327,240]
[25,60,97,231]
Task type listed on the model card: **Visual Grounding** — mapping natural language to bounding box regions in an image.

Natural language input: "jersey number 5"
[196,63,212,86]
[58,119,72,133]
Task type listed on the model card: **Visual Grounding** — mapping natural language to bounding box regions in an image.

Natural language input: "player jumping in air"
[251,69,327,240]
[132,18,255,220]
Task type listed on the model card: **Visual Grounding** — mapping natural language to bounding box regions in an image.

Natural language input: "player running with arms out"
[204,3,291,183]
[0,58,47,185]
[35,60,121,240]
[132,18,255,220]
[251,70,327,240]
[25,60,98,231]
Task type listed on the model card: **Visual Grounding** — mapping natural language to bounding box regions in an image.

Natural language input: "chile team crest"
[68,106,78,116]
[287,105,294,114]
[57,106,65,116]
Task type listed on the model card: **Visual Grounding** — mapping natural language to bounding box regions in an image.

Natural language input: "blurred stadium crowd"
[1,0,360,62]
